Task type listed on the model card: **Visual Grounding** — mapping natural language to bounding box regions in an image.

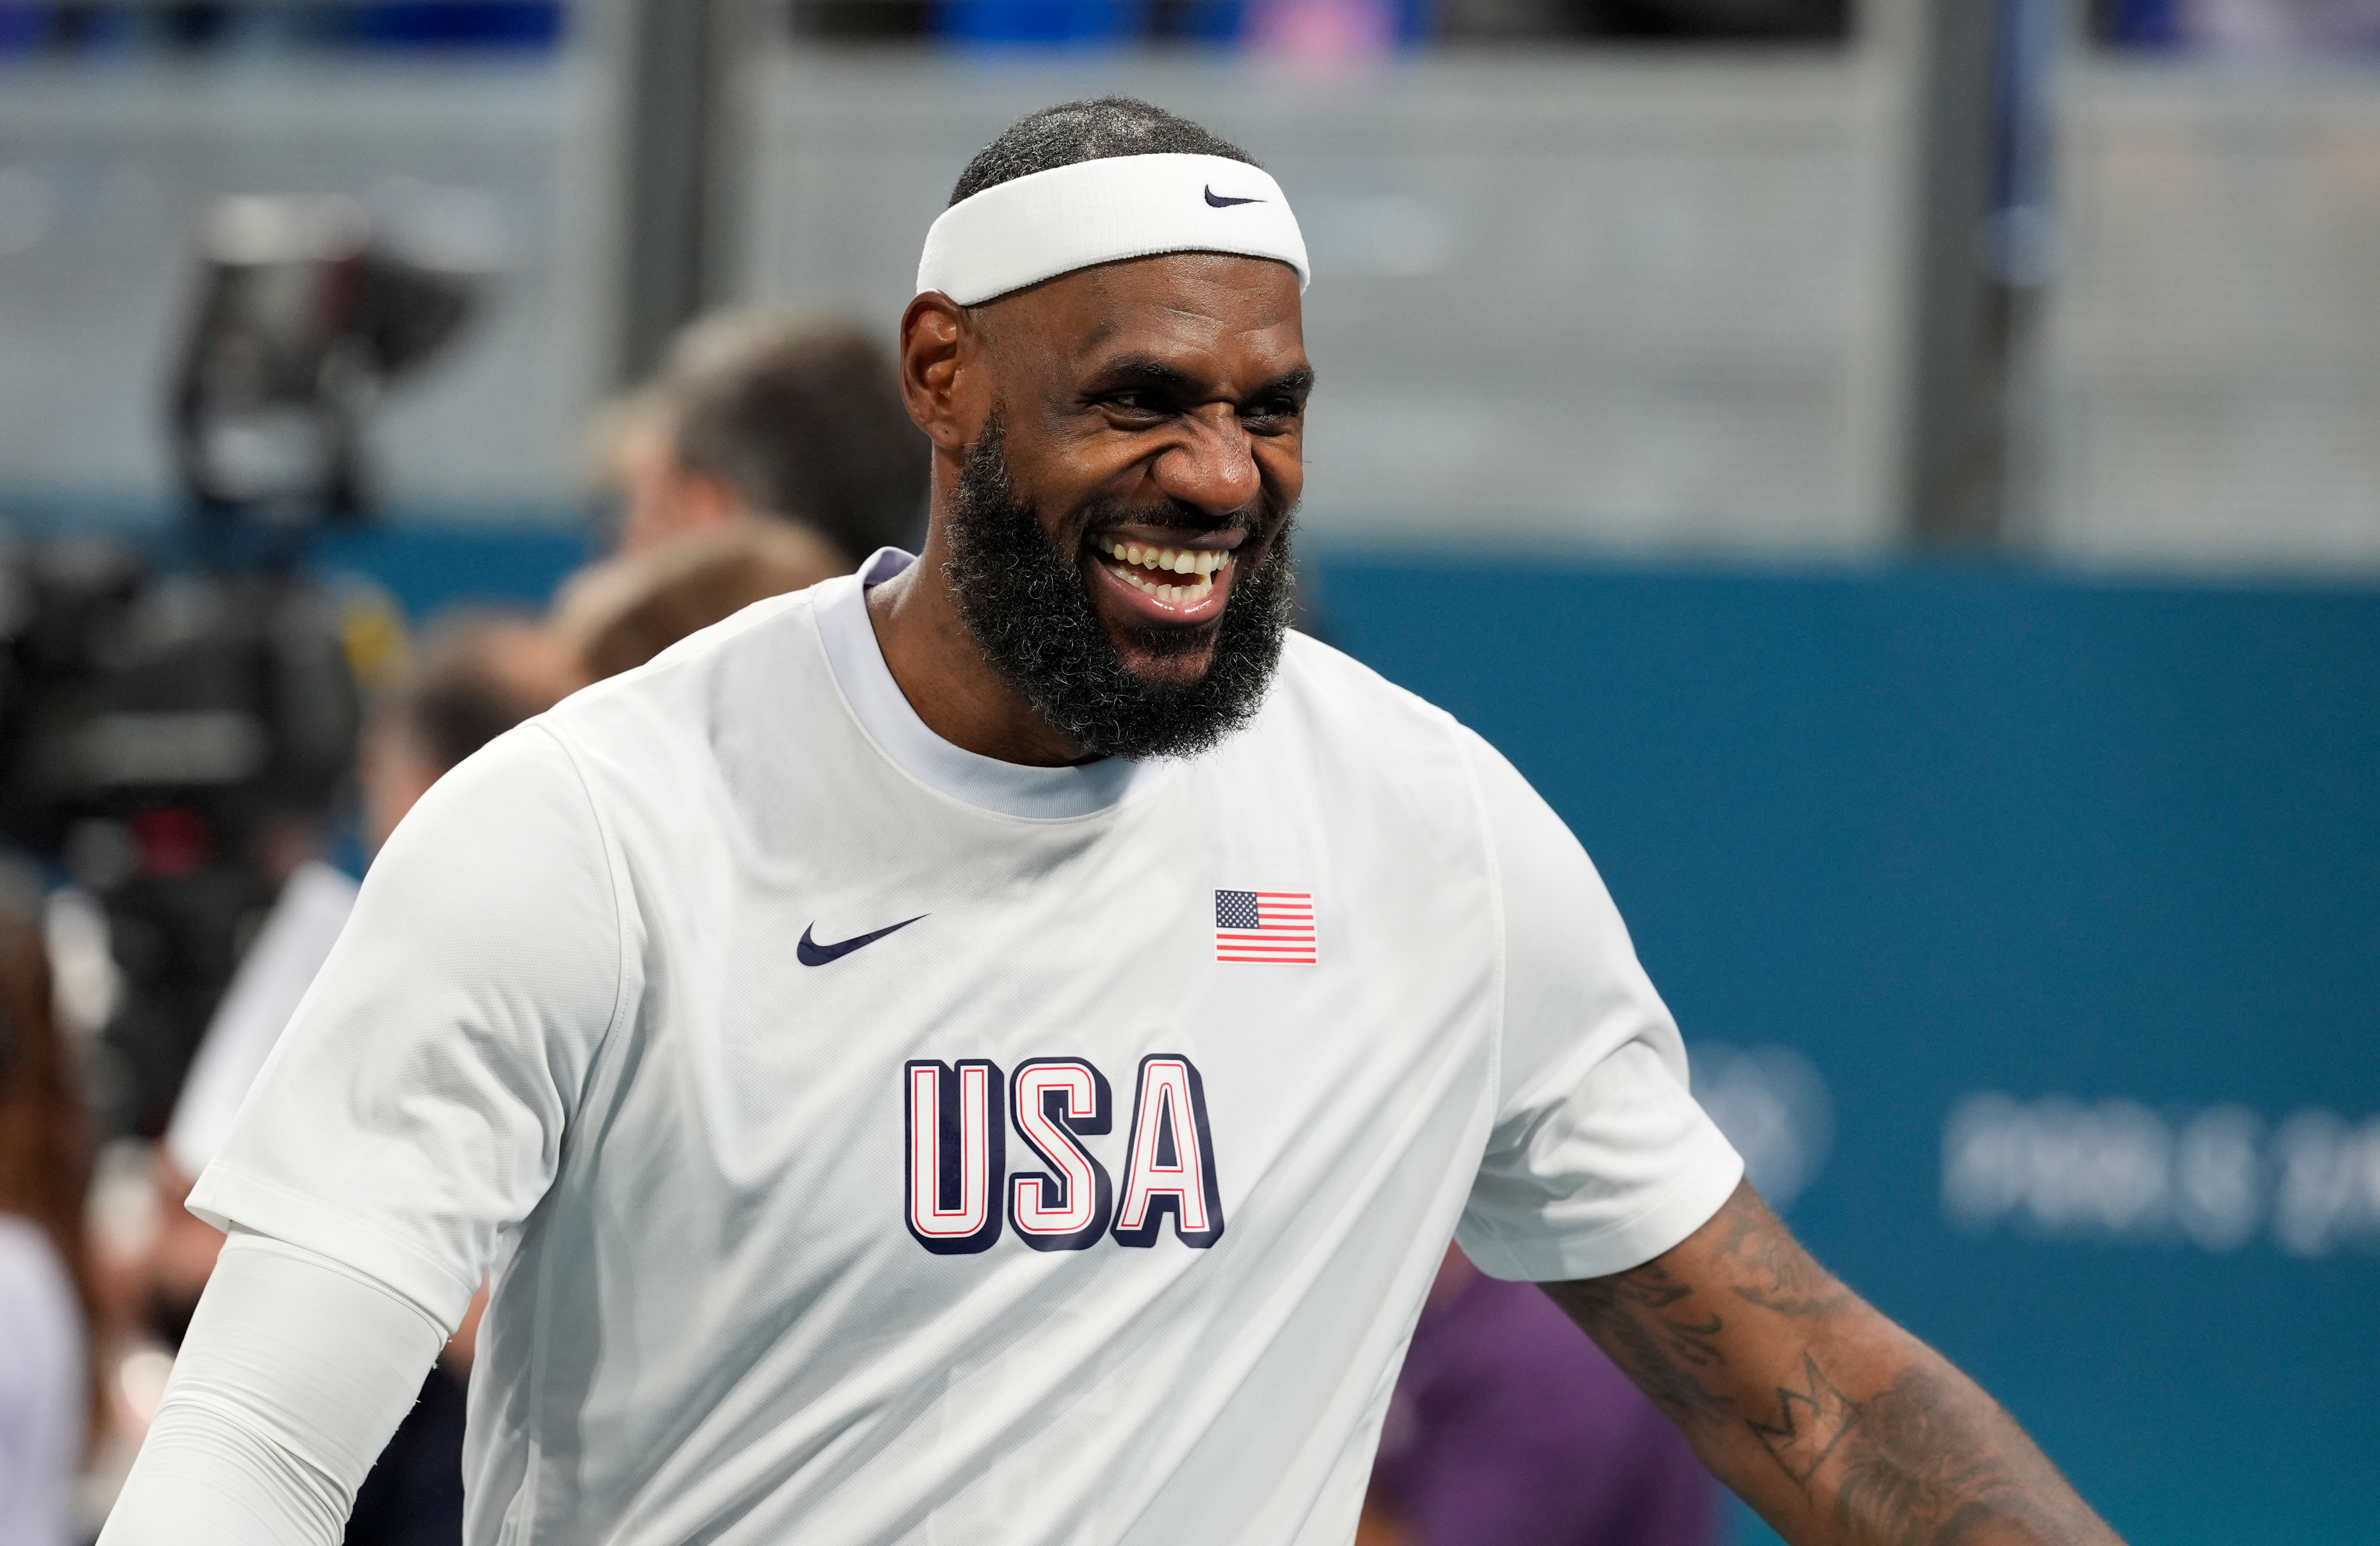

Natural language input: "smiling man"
[99,99,2123,1546]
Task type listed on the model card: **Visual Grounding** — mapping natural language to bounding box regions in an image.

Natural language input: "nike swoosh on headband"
[797,916,926,967]
[917,154,1309,303]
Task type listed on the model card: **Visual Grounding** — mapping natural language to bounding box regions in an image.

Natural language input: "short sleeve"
[189,724,625,1329]
[1453,729,1742,1283]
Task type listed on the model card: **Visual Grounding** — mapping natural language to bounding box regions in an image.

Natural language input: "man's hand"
[1542,1182,2123,1546]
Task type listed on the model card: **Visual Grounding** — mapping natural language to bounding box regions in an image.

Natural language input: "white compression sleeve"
[97,1231,449,1546]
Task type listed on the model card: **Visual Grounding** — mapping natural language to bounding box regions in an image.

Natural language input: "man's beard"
[941,417,1296,762]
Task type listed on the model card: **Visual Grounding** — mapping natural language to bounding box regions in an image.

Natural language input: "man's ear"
[899,292,986,454]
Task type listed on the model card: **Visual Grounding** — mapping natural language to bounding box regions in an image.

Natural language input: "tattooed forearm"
[1830,1366,2110,1546]
[1542,1261,1735,1428]
[1542,1183,2124,1546]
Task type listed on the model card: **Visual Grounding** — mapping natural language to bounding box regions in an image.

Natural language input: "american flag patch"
[1214,890,1316,964]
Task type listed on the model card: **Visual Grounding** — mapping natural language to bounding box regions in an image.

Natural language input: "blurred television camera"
[0,193,485,1137]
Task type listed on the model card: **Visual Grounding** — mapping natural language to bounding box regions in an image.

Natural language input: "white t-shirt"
[193,550,1740,1546]
[0,1214,86,1546]
[167,860,360,1178]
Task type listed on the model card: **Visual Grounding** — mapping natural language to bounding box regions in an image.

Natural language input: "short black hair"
[951,96,1257,206]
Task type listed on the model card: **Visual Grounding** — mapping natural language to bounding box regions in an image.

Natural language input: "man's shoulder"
[1234,631,1484,801]
[1264,629,1468,750]
[523,578,927,870]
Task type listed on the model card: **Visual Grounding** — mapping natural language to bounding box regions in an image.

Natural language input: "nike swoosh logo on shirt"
[1204,186,1263,208]
[797,916,926,967]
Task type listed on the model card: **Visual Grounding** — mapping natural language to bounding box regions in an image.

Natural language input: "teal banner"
[1323,556,2380,1546]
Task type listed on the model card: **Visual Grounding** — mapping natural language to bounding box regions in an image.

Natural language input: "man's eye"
[1244,400,1300,427]
[1109,393,1163,415]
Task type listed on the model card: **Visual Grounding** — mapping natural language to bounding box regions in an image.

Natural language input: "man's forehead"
[989,252,1305,378]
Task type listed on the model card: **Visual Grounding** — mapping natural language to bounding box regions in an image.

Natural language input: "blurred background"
[0,1,2375,1543]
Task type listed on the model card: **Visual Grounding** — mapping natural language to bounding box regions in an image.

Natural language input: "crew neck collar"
[814,548,1149,821]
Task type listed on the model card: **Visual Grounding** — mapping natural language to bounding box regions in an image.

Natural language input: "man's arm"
[98,1232,445,1545]
[1542,1182,2122,1546]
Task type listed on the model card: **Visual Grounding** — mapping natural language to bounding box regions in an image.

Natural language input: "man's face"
[939,252,1312,758]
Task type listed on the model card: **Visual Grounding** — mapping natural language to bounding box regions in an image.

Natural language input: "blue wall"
[311,523,591,620]
[318,529,2380,1542]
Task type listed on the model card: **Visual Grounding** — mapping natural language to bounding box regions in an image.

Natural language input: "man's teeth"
[1093,536,1232,603]
[1095,536,1230,576]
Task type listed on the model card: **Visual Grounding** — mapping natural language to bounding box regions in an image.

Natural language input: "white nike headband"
[915,152,1310,305]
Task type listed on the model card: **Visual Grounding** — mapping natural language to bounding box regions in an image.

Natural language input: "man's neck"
[862,533,1093,769]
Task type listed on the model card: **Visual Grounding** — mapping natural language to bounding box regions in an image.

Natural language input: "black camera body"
[0,543,363,1135]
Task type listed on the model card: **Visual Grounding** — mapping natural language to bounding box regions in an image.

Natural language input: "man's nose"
[1150,404,1260,519]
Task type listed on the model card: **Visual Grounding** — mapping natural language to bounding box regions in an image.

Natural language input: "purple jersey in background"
[1368,1250,1721,1546]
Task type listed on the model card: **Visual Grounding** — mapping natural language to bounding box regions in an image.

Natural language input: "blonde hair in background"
[552,520,850,685]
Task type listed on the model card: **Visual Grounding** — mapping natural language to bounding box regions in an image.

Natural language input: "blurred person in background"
[550,519,849,685]
[1363,1248,1719,1546]
[599,309,930,564]
[137,610,570,1546]
[347,612,577,858]
[0,889,99,1546]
